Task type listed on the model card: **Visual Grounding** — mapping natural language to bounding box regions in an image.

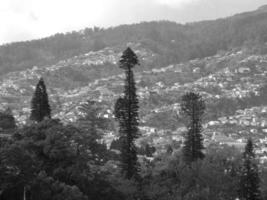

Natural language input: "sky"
[0,0,266,44]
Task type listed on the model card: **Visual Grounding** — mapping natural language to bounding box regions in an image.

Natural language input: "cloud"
[29,12,38,21]
[155,0,201,7]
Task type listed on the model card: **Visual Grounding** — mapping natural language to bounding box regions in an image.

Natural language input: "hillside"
[258,4,267,12]
[1,5,267,155]
[0,5,267,75]
[1,39,267,152]
[3,4,267,200]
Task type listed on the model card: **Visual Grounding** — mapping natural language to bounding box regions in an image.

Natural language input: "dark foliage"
[119,47,139,69]
[115,47,140,179]
[0,108,16,130]
[181,92,205,164]
[76,100,110,163]
[137,143,156,157]
[30,78,51,122]
[239,139,262,200]
[0,119,123,200]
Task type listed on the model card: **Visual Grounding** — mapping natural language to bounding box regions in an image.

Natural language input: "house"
[208,121,220,126]
[212,132,246,150]
[237,67,251,74]
[218,117,228,124]
[261,107,267,113]
[193,67,201,73]
[250,129,258,134]
[239,119,250,126]
[251,121,259,126]
[261,147,267,153]
[229,120,238,124]
[260,156,267,164]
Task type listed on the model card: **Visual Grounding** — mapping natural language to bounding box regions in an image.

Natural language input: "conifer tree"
[114,47,140,179]
[239,138,262,200]
[181,92,205,164]
[30,77,51,122]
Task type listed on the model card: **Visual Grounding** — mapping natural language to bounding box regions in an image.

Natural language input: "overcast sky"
[0,0,266,44]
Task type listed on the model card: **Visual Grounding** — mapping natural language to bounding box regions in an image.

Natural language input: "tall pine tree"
[114,47,140,179]
[181,92,205,164]
[239,138,262,200]
[30,77,51,122]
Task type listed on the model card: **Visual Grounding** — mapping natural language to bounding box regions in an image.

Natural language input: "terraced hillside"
[1,5,267,156]
[1,40,267,152]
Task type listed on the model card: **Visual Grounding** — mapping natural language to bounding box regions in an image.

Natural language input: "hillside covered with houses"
[2,4,267,199]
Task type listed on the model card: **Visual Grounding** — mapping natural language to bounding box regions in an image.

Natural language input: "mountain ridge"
[1,6,267,76]
[258,4,267,12]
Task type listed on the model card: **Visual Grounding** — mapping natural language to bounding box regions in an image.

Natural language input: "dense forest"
[0,47,267,200]
[1,7,267,75]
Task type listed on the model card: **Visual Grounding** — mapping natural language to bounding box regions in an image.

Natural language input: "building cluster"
[1,44,267,164]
